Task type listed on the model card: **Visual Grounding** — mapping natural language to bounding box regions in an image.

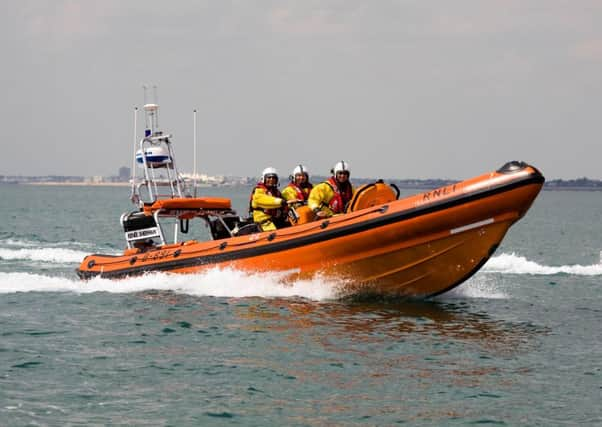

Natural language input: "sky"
[1,1,601,180]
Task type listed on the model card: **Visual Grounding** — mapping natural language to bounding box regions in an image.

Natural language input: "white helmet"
[261,167,279,184]
[332,160,351,175]
[292,164,309,177]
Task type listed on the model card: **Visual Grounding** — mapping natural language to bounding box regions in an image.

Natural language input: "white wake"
[0,239,117,264]
[4,239,600,277]
[0,247,91,264]
[483,252,602,276]
[0,269,339,300]
[2,247,601,299]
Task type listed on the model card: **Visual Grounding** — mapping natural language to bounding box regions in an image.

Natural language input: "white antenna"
[142,84,159,136]
[153,85,159,129]
[130,107,138,204]
[193,109,197,197]
[143,84,148,105]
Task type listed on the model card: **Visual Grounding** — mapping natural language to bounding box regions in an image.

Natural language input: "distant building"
[118,166,131,181]
[84,176,104,184]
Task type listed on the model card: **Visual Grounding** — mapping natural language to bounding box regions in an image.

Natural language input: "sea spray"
[0,238,118,264]
[0,268,340,300]
[2,251,602,298]
[440,273,508,299]
[483,252,602,276]
[0,247,91,264]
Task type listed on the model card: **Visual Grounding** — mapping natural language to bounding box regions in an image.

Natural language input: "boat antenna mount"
[130,85,187,206]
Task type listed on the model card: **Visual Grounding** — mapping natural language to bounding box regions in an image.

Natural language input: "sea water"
[0,184,600,426]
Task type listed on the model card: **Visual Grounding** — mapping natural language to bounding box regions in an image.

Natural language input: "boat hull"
[77,162,544,298]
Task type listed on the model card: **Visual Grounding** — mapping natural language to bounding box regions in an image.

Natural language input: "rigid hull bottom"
[328,220,512,298]
[172,218,513,299]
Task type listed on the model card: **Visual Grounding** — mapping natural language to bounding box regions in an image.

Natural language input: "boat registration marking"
[125,227,161,240]
[450,218,494,235]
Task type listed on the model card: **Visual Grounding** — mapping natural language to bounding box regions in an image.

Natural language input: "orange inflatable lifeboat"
[77,161,544,299]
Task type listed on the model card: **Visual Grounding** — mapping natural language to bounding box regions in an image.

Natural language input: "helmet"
[331,160,350,176]
[291,164,309,178]
[261,167,279,184]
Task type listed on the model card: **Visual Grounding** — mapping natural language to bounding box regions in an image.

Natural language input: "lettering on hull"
[422,184,457,202]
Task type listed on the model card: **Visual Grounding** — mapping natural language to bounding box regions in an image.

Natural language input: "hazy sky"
[2,1,601,180]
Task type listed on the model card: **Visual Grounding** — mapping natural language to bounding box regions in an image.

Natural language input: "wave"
[443,275,508,300]
[0,269,506,300]
[0,269,512,300]
[1,238,95,249]
[3,237,600,276]
[1,251,600,299]
[483,253,602,276]
[0,247,92,264]
[1,239,41,248]
[0,269,340,300]
[0,239,118,264]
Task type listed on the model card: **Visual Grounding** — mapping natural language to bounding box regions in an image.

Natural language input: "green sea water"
[0,184,601,426]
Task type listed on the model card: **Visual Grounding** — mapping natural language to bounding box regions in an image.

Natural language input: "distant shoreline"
[13,181,237,188]
[6,181,602,191]
[21,182,131,187]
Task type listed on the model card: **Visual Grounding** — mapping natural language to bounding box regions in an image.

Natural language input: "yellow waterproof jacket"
[307,180,354,217]
[251,185,285,231]
[281,183,313,208]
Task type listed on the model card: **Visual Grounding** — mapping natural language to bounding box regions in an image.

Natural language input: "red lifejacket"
[249,182,284,217]
[285,182,313,203]
[325,177,353,214]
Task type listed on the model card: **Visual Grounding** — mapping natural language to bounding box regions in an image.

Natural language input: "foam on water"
[5,237,601,277]
[2,243,601,300]
[0,247,91,264]
[1,238,95,249]
[0,239,116,265]
[0,269,340,300]
[483,252,602,276]
[2,239,41,248]
[445,252,602,299]
[442,275,508,299]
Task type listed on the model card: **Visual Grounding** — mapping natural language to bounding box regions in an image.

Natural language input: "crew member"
[282,164,313,209]
[249,167,288,231]
[308,161,354,218]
